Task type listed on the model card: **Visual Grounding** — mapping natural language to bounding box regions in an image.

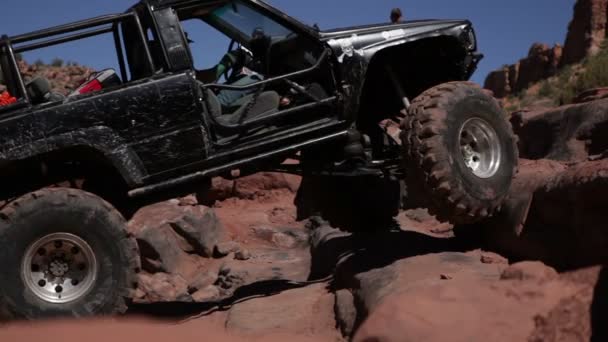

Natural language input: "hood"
[319,19,473,61]
[320,19,469,40]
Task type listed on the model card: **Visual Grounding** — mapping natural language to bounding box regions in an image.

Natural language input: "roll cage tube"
[0,37,28,104]
[10,11,155,83]
[205,48,329,91]
[201,48,334,130]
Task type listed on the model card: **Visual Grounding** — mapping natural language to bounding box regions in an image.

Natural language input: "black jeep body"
[0,0,516,320]
[0,0,480,204]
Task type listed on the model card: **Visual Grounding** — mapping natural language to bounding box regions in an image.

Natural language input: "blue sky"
[0,0,575,84]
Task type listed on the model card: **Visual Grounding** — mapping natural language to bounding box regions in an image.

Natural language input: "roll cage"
[0,10,157,111]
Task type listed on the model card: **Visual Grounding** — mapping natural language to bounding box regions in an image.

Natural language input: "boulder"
[129,201,225,271]
[168,208,222,257]
[480,158,608,269]
[136,223,201,278]
[225,283,340,339]
[352,274,582,342]
[513,98,608,161]
[136,273,191,303]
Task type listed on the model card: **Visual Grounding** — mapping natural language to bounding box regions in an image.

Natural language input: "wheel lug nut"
[54,241,63,249]
[71,247,79,255]
[37,248,46,256]
[78,263,86,270]
[71,279,79,286]
[55,285,63,293]
[31,264,40,272]
[38,279,46,287]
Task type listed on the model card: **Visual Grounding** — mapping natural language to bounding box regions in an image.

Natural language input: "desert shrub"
[575,47,608,92]
[538,80,555,98]
[50,58,64,67]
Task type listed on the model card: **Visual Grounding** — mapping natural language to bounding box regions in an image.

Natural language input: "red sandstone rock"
[485,43,563,98]
[573,87,608,103]
[484,67,511,98]
[562,0,608,66]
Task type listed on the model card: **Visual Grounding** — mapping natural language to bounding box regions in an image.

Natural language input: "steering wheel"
[223,39,253,82]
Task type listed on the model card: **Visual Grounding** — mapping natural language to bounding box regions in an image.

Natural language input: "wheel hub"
[459,118,501,179]
[22,233,97,304]
[49,259,69,277]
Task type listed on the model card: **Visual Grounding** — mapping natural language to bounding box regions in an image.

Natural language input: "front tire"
[0,188,140,319]
[401,81,518,224]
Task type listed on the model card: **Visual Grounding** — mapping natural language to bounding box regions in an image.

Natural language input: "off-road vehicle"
[0,0,518,319]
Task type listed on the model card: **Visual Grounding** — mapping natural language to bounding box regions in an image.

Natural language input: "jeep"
[0,0,517,318]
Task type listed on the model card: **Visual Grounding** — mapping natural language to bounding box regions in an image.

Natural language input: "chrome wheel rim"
[459,118,501,179]
[22,233,97,304]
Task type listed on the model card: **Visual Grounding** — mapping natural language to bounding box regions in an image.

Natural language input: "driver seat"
[205,89,280,131]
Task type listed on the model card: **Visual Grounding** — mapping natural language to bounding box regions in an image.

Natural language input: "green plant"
[575,48,608,92]
[50,58,64,67]
[538,80,555,98]
[559,86,577,105]
[558,65,573,84]
[505,104,519,113]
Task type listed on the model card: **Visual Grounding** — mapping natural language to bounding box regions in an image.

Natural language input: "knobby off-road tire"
[0,188,140,319]
[400,81,518,225]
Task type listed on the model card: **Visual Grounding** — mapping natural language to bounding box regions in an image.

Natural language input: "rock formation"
[484,43,562,97]
[485,0,608,98]
[561,0,608,66]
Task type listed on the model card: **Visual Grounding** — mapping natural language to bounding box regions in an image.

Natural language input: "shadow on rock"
[308,217,477,281]
[461,158,608,271]
[591,266,608,342]
[128,278,325,321]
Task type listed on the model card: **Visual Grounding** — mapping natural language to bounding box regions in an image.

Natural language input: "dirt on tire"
[401,81,519,224]
[0,188,140,319]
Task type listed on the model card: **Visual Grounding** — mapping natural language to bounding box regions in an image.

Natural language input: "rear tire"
[0,188,140,319]
[401,81,518,224]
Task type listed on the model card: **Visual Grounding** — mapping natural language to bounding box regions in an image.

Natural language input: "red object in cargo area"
[0,91,17,106]
[76,79,102,94]
[69,69,121,97]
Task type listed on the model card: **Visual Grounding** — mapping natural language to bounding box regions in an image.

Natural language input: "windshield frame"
[206,1,294,44]
[171,0,318,45]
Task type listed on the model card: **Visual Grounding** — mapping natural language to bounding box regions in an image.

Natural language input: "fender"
[321,19,481,121]
[321,19,477,64]
[0,126,148,187]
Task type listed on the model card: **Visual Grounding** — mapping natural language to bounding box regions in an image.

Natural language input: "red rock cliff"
[561,0,608,66]
[485,0,608,98]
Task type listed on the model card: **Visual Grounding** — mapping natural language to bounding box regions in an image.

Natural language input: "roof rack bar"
[14,26,114,53]
[10,13,133,44]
